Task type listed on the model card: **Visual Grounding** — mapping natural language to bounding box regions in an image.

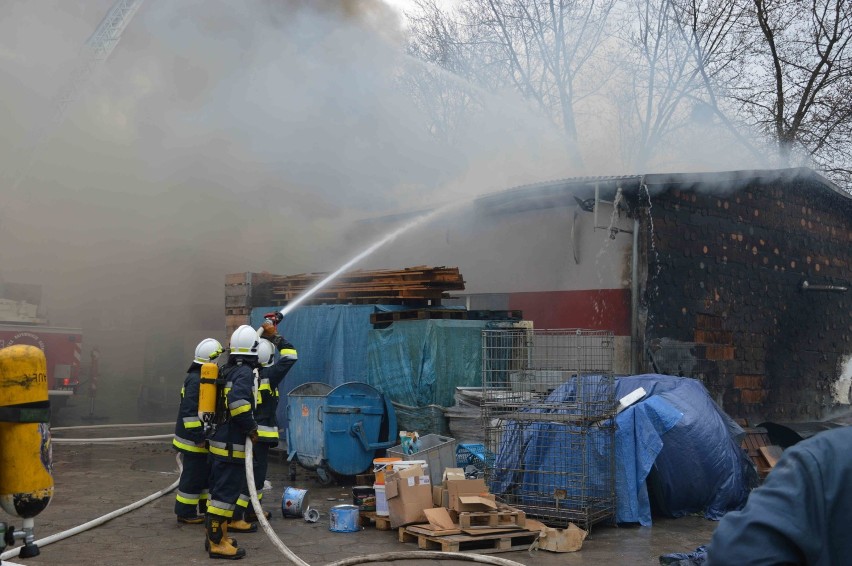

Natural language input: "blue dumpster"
[287,381,397,483]
[287,382,333,475]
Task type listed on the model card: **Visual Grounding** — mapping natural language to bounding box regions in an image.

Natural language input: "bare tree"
[731,0,852,182]
[614,0,758,170]
[405,0,618,170]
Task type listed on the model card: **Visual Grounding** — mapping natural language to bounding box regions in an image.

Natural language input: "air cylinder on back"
[0,345,54,518]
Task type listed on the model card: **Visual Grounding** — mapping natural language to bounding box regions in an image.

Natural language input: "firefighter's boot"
[244,508,270,522]
[205,519,238,551]
[227,517,258,533]
[206,516,245,560]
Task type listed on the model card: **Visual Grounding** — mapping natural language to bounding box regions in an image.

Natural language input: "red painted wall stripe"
[508,289,631,335]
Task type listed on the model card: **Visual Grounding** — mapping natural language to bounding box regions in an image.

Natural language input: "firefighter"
[173,338,222,524]
[204,325,262,560]
[244,318,297,523]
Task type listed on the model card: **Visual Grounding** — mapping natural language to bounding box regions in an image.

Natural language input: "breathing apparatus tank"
[197,362,220,436]
[0,344,54,558]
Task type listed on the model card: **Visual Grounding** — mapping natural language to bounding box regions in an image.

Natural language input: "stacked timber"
[224,266,466,335]
[267,266,465,305]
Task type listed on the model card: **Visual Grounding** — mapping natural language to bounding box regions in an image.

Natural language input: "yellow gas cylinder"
[0,345,53,518]
[197,362,219,428]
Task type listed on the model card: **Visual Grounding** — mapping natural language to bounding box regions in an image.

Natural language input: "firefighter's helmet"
[229,325,260,356]
[256,339,275,367]
[194,338,223,364]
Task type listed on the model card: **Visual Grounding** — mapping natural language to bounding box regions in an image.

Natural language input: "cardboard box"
[432,485,446,507]
[445,477,496,512]
[442,468,466,482]
[533,522,587,553]
[385,464,434,529]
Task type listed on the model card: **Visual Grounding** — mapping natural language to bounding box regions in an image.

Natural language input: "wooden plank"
[400,527,539,554]
[359,512,391,531]
[759,445,783,469]
[407,524,463,537]
[458,510,526,529]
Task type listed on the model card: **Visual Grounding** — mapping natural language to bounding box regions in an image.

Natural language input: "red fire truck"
[0,324,83,410]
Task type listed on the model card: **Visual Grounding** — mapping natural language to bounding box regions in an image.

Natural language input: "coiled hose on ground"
[3,423,529,566]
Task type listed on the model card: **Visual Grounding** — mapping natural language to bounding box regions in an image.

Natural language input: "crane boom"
[9,0,145,192]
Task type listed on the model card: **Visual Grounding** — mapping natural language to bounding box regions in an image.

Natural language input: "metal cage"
[481,328,616,530]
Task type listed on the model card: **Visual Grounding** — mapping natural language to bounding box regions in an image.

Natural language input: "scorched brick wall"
[641,174,852,421]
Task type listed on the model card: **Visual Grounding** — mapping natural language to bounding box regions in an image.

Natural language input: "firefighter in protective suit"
[205,325,261,560]
[173,337,222,524]
[241,324,297,523]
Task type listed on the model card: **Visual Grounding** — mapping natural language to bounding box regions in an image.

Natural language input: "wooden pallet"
[458,509,526,529]
[359,512,391,531]
[399,526,539,553]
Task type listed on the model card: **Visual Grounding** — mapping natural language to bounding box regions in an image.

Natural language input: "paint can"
[281,486,309,518]
[374,484,388,516]
[352,486,376,512]
[303,507,320,523]
[329,504,360,533]
[372,457,401,485]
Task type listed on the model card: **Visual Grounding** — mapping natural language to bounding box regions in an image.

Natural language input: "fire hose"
[0,452,180,562]
[5,427,528,566]
[243,437,527,566]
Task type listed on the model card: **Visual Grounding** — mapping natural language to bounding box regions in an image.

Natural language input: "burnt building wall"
[642,173,852,421]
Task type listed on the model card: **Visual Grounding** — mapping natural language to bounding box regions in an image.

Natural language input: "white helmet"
[194,338,223,364]
[229,325,260,356]
[256,339,275,367]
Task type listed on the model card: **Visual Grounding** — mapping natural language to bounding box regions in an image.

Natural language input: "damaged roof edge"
[357,167,849,226]
[477,167,850,215]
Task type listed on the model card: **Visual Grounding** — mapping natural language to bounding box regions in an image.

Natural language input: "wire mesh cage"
[481,328,616,530]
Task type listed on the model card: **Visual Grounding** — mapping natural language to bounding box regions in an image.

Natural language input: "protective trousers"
[174,451,210,518]
[206,458,245,536]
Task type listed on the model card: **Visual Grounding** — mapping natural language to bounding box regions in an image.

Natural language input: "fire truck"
[0,325,83,411]
[0,283,83,412]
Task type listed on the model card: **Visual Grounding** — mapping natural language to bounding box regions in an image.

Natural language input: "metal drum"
[281,486,309,518]
[329,504,360,533]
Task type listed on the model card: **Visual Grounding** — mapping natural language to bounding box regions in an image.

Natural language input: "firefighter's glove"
[249,429,260,445]
[271,335,286,350]
[261,320,277,338]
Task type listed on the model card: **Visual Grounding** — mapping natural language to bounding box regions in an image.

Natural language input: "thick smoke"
[0,1,579,417]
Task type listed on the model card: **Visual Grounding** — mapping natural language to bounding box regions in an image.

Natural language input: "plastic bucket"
[374,484,388,516]
[352,486,376,512]
[389,460,428,476]
[282,486,309,518]
[329,504,361,533]
[372,457,402,485]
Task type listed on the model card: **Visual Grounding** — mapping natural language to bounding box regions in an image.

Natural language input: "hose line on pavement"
[51,422,173,431]
[51,434,172,443]
[0,454,180,562]
[244,437,527,566]
[245,437,312,566]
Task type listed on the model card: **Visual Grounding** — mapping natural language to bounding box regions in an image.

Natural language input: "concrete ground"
[1,427,718,566]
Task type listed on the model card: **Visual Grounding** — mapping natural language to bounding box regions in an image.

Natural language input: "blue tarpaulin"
[251,304,408,428]
[615,375,756,520]
[488,374,754,526]
[367,319,490,433]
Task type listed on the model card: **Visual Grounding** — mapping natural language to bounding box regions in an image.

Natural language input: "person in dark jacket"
[173,338,222,524]
[241,325,297,523]
[204,325,261,560]
[707,426,852,566]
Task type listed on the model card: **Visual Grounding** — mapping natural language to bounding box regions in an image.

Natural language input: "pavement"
[1,429,718,566]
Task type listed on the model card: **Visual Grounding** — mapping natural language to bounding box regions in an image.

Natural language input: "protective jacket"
[173,364,208,455]
[255,337,298,444]
[708,426,852,566]
[208,360,258,461]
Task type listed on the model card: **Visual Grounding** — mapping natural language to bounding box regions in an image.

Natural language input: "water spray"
[275,199,469,320]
